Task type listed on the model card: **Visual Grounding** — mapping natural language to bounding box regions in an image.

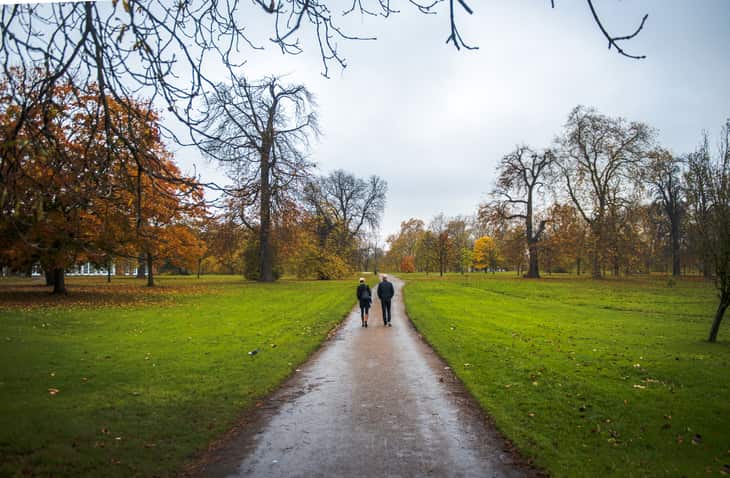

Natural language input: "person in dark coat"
[356,277,372,327]
[377,275,395,327]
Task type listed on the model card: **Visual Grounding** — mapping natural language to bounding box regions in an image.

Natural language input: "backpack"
[360,286,371,301]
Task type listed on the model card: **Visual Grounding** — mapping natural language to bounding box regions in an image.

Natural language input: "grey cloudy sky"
[173,1,730,243]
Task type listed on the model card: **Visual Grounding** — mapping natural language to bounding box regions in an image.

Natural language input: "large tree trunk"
[671,217,681,277]
[591,220,604,279]
[703,257,712,279]
[107,258,112,283]
[51,268,66,295]
[137,252,146,279]
[592,251,602,279]
[707,297,728,342]
[259,148,274,282]
[526,243,540,278]
[45,269,55,286]
[576,257,581,276]
[146,252,154,287]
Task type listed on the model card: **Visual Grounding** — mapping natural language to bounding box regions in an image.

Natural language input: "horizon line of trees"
[382,106,729,341]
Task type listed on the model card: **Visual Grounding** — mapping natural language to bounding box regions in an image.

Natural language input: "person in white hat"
[356,277,372,327]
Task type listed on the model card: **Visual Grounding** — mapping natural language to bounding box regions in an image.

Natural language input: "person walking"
[356,277,372,328]
[377,275,395,327]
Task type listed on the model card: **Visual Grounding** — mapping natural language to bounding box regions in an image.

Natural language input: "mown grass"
[403,272,730,477]
[0,274,361,477]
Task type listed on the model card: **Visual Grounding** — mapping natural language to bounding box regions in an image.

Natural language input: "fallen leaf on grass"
[691,434,703,445]
[48,388,60,395]
[633,384,646,389]
[527,412,535,418]
[720,464,730,475]
[144,443,156,448]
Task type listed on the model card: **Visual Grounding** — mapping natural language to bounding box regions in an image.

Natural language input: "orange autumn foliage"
[0,73,206,284]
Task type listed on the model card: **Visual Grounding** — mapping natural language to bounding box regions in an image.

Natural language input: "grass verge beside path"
[0,275,358,477]
[403,273,730,477]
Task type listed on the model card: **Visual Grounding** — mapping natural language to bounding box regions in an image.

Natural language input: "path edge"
[398,277,549,478]
[177,301,358,478]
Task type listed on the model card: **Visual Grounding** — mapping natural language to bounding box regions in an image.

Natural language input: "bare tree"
[685,134,714,278]
[557,106,653,279]
[304,170,387,238]
[644,149,684,276]
[200,76,318,282]
[485,145,555,278]
[685,121,730,342]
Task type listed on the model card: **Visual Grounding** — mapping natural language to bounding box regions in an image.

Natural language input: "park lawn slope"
[404,273,730,478]
[0,275,357,477]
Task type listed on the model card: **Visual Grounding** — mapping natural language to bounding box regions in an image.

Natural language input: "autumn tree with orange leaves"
[0,74,205,292]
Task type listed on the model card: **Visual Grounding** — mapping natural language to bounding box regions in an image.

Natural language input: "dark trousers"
[359,300,370,319]
[381,299,392,323]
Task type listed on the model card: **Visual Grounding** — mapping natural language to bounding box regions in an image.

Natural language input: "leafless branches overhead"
[584,0,648,59]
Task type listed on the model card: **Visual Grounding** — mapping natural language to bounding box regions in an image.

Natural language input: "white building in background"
[67,262,116,276]
[29,262,139,277]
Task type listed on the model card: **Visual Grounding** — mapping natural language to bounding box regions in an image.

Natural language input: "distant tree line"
[381,106,730,341]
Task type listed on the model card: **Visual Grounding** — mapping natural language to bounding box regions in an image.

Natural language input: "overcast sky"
[171,1,730,244]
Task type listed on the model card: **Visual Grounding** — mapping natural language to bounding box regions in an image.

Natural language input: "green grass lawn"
[0,274,361,477]
[403,272,730,478]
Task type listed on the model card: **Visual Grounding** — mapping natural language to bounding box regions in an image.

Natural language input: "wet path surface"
[194,278,533,478]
